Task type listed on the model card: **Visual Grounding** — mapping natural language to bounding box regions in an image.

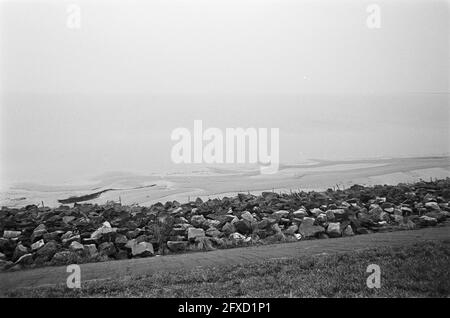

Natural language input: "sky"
[0,0,449,185]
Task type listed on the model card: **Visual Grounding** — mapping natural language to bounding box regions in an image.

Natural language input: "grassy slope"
[6,240,450,298]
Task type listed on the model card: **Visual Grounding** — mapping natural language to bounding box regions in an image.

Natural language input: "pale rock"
[326,222,341,238]
[187,227,205,240]
[31,239,45,251]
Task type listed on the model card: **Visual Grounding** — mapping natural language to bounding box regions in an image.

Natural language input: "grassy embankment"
[6,240,450,298]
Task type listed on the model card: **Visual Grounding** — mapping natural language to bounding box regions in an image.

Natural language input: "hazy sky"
[0,0,449,185]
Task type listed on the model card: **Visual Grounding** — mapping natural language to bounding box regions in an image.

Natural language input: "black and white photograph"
[0,0,449,302]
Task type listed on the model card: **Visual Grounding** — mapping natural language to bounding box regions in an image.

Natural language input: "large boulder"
[326,222,341,238]
[298,218,325,238]
[12,244,28,262]
[131,242,154,257]
[31,224,47,242]
[417,216,437,227]
[167,241,188,252]
[342,225,354,236]
[190,215,206,228]
[15,253,33,265]
[425,202,440,211]
[35,241,59,262]
[51,251,78,265]
[31,239,45,251]
[90,222,117,240]
[240,211,256,223]
[205,227,222,238]
[221,222,236,235]
[234,220,252,235]
[98,242,116,257]
[272,210,290,219]
[69,241,85,253]
[187,228,205,241]
[3,230,21,239]
[293,209,308,218]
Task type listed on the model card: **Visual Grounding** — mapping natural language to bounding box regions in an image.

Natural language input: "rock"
[302,217,316,226]
[114,234,128,245]
[293,209,308,218]
[368,206,384,222]
[401,206,413,215]
[418,216,438,227]
[256,219,272,229]
[424,211,446,223]
[13,244,29,261]
[234,219,252,235]
[31,224,47,242]
[392,215,404,224]
[0,252,5,260]
[69,241,85,252]
[43,231,63,242]
[36,241,59,262]
[84,244,98,258]
[62,216,76,224]
[91,222,117,240]
[326,222,341,238]
[240,211,256,223]
[187,228,205,240]
[399,219,416,230]
[62,233,81,246]
[285,224,298,235]
[98,242,116,257]
[192,237,215,251]
[131,242,154,257]
[221,222,236,235]
[342,225,354,236]
[298,219,325,238]
[0,260,13,271]
[264,232,286,243]
[273,210,290,218]
[204,219,221,228]
[170,207,184,215]
[205,227,222,237]
[31,239,45,251]
[294,233,302,240]
[190,215,206,227]
[316,213,327,223]
[51,251,76,265]
[115,249,129,260]
[325,210,336,222]
[262,192,278,201]
[310,208,323,217]
[167,241,188,252]
[15,253,33,265]
[379,211,390,222]
[229,232,246,243]
[330,209,347,221]
[425,202,440,211]
[3,230,21,239]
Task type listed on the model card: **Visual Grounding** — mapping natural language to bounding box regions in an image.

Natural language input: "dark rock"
[167,241,188,252]
[234,220,252,235]
[98,242,116,257]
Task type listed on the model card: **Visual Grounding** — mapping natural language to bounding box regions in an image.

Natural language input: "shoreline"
[1,155,449,208]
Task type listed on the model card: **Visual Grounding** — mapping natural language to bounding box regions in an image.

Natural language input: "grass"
[5,240,450,298]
